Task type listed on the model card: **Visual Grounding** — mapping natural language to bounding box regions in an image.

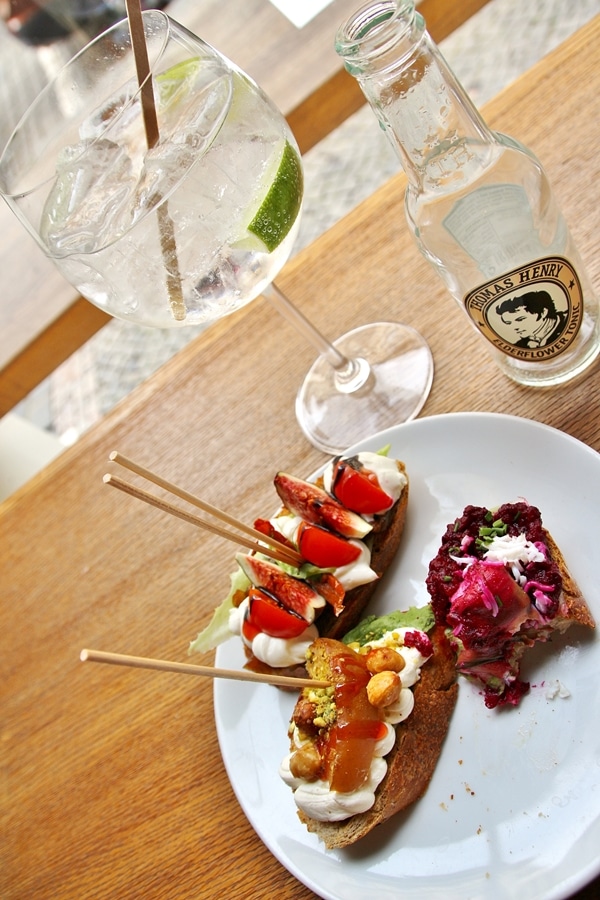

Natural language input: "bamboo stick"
[80,649,329,689]
[103,472,300,567]
[109,451,302,565]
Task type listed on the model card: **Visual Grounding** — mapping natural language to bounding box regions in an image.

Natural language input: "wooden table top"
[0,0,491,415]
[3,14,600,900]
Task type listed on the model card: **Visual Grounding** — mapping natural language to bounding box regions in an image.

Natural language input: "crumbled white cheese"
[484,533,545,566]
[545,679,571,700]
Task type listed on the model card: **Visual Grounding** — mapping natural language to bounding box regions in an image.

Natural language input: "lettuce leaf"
[188,566,251,655]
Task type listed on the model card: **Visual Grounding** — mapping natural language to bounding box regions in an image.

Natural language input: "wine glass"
[0,9,432,454]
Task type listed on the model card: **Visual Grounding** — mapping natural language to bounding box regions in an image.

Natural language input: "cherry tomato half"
[298,522,361,569]
[247,587,309,639]
[241,613,261,643]
[332,463,393,515]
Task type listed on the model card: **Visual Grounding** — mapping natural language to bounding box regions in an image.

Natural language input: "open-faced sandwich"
[189,450,409,676]
[279,605,457,848]
[426,501,595,708]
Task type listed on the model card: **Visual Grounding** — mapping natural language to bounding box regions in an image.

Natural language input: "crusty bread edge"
[544,528,595,630]
[297,624,458,849]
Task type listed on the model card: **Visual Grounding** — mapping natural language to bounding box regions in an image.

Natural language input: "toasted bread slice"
[426,502,595,708]
[295,625,457,849]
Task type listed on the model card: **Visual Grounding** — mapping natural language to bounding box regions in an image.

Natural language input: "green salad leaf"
[188,565,251,655]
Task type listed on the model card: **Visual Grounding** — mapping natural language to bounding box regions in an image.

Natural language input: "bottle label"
[463,256,583,361]
[445,185,544,278]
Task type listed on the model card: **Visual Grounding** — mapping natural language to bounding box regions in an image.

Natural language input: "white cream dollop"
[228,598,318,667]
[250,627,318,668]
[279,723,395,822]
[323,451,407,511]
[382,687,415,725]
[333,540,378,590]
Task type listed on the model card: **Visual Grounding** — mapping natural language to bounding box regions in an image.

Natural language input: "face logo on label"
[464,257,583,361]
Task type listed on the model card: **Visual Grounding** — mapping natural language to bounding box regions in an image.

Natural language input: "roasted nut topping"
[367,670,401,708]
[289,743,322,781]
[366,647,405,675]
[292,697,319,734]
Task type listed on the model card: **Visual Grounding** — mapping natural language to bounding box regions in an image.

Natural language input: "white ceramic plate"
[214,413,600,900]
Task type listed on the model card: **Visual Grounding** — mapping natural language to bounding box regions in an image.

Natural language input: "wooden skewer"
[107,451,303,567]
[104,473,300,567]
[80,649,330,689]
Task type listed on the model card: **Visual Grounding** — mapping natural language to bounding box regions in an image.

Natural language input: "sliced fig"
[236,553,325,622]
[274,472,372,539]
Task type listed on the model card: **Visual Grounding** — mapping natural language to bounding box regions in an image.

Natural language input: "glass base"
[295,322,434,455]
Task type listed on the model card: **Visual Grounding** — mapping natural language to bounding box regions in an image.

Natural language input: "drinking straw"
[125,0,186,321]
[125,0,159,148]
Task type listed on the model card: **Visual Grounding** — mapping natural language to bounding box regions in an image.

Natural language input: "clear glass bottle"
[336,0,600,386]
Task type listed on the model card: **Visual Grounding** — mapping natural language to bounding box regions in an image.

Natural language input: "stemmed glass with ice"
[0,9,433,454]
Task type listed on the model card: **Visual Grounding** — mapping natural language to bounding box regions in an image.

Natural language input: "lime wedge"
[156,57,203,107]
[247,140,303,253]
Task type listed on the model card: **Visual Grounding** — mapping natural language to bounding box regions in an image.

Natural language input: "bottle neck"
[335,1,496,190]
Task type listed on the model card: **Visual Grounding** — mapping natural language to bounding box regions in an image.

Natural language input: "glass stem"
[264,282,371,391]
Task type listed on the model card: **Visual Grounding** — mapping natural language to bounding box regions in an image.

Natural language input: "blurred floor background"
[2,0,599,448]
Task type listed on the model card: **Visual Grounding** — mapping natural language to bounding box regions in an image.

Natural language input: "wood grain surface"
[2,15,599,900]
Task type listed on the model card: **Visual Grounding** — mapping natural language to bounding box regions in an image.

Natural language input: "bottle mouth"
[335,0,415,69]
